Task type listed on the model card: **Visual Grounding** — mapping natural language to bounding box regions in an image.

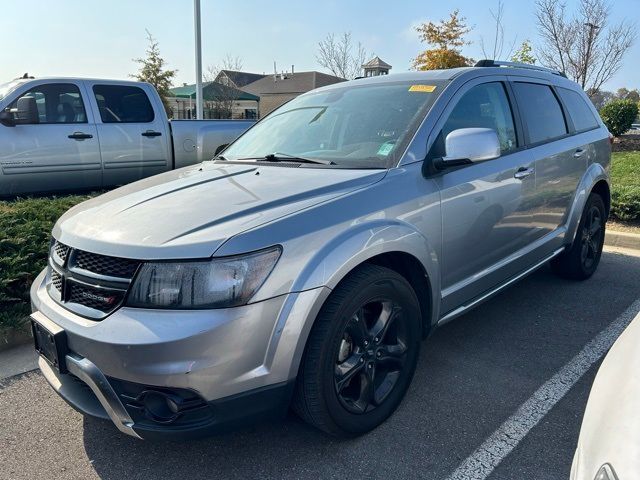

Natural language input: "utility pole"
[194,0,203,119]
[583,22,600,90]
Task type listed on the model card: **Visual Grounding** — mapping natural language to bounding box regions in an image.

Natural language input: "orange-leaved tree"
[413,10,473,70]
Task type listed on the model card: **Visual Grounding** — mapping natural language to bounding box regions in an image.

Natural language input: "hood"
[53,162,386,259]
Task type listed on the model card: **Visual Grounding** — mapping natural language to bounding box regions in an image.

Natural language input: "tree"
[203,54,245,119]
[511,40,537,64]
[131,30,177,116]
[480,1,517,60]
[615,87,640,103]
[413,10,473,70]
[599,99,638,136]
[316,32,368,79]
[588,88,614,109]
[535,0,637,93]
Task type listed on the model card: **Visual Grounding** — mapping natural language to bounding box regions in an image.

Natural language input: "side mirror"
[13,96,39,124]
[214,143,229,156]
[442,128,500,165]
[0,109,15,127]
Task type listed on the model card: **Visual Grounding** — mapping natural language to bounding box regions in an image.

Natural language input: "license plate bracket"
[31,313,68,374]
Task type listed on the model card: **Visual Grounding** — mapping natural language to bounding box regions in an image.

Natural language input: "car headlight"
[595,464,619,480]
[126,246,281,309]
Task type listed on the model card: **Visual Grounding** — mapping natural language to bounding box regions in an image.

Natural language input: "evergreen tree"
[132,30,177,116]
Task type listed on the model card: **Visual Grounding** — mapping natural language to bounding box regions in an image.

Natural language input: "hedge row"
[0,194,95,332]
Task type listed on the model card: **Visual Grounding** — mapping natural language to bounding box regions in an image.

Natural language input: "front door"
[0,82,101,196]
[429,80,541,314]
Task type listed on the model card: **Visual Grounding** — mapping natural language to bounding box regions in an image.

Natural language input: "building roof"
[169,81,260,101]
[362,56,392,69]
[217,70,266,88]
[242,71,346,96]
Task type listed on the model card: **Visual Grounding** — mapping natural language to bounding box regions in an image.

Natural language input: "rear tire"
[293,264,421,437]
[551,193,606,280]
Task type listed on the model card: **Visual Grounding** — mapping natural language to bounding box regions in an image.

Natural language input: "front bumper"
[30,268,330,439]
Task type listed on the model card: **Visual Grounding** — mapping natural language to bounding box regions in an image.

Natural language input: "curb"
[0,327,32,354]
[605,230,640,252]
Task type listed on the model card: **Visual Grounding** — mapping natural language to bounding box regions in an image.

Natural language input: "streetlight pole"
[194,0,203,120]
[583,22,600,90]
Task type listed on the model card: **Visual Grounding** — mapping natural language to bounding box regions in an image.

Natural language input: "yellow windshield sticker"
[409,85,436,93]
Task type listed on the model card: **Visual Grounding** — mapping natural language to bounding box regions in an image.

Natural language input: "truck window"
[431,82,517,158]
[512,83,567,144]
[8,83,87,124]
[92,85,155,123]
[557,87,600,132]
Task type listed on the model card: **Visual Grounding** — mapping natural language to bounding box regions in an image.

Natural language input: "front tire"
[551,193,606,280]
[293,264,421,437]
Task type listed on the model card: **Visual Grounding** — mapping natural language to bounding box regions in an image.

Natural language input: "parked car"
[0,77,253,196]
[571,313,640,480]
[30,60,611,440]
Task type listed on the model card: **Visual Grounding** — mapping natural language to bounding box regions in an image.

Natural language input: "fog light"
[142,391,179,423]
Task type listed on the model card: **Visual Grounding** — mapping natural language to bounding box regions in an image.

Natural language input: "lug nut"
[374,337,379,342]
[360,358,364,363]
[367,364,372,369]
[376,351,381,358]
[364,340,369,346]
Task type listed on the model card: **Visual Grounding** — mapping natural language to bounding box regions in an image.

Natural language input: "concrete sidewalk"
[0,343,38,383]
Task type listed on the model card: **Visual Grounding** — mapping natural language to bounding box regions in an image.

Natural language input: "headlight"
[126,246,281,309]
[594,464,619,480]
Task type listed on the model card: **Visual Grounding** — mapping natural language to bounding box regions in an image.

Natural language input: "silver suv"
[30,61,611,440]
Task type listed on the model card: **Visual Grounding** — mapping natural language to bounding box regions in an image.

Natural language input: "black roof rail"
[474,59,567,78]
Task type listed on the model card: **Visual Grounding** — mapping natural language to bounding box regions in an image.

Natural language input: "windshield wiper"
[235,152,335,165]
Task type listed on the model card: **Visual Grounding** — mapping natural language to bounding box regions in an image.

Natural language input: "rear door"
[509,80,587,250]
[431,78,542,314]
[85,82,170,187]
[0,81,101,196]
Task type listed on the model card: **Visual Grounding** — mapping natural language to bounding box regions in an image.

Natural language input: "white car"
[571,312,640,479]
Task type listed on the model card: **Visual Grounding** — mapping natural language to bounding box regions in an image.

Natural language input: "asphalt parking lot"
[1,248,639,480]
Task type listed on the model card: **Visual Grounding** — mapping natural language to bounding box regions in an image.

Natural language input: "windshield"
[0,80,24,102]
[222,80,445,168]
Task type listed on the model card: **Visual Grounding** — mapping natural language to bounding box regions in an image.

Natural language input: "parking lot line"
[445,297,640,480]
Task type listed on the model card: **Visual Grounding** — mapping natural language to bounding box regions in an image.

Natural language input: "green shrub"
[600,99,639,137]
[0,194,95,331]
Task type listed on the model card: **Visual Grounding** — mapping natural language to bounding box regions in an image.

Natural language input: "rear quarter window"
[512,82,567,144]
[557,87,600,132]
[92,85,155,123]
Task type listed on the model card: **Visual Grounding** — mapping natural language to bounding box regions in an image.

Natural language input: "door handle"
[68,132,93,140]
[573,148,585,158]
[141,130,162,137]
[514,167,534,180]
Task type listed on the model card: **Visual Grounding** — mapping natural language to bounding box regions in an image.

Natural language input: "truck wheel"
[551,193,606,280]
[293,264,421,437]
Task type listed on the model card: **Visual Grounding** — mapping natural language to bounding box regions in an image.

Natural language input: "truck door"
[0,81,101,196]
[86,83,170,187]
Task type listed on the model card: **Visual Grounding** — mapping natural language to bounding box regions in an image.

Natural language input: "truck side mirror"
[14,96,40,124]
[214,143,229,156]
[0,109,15,127]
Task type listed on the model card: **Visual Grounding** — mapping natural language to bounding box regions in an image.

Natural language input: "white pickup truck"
[0,77,253,197]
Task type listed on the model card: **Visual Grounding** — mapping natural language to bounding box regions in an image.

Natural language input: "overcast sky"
[1,0,637,91]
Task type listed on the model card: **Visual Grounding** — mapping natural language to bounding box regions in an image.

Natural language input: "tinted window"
[8,83,86,124]
[557,87,599,132]
[513,83,567,144]
[93,85,154,123]
[433,82,517,157]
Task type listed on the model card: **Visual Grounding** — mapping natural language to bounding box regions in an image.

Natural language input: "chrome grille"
[48,240,140,320]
